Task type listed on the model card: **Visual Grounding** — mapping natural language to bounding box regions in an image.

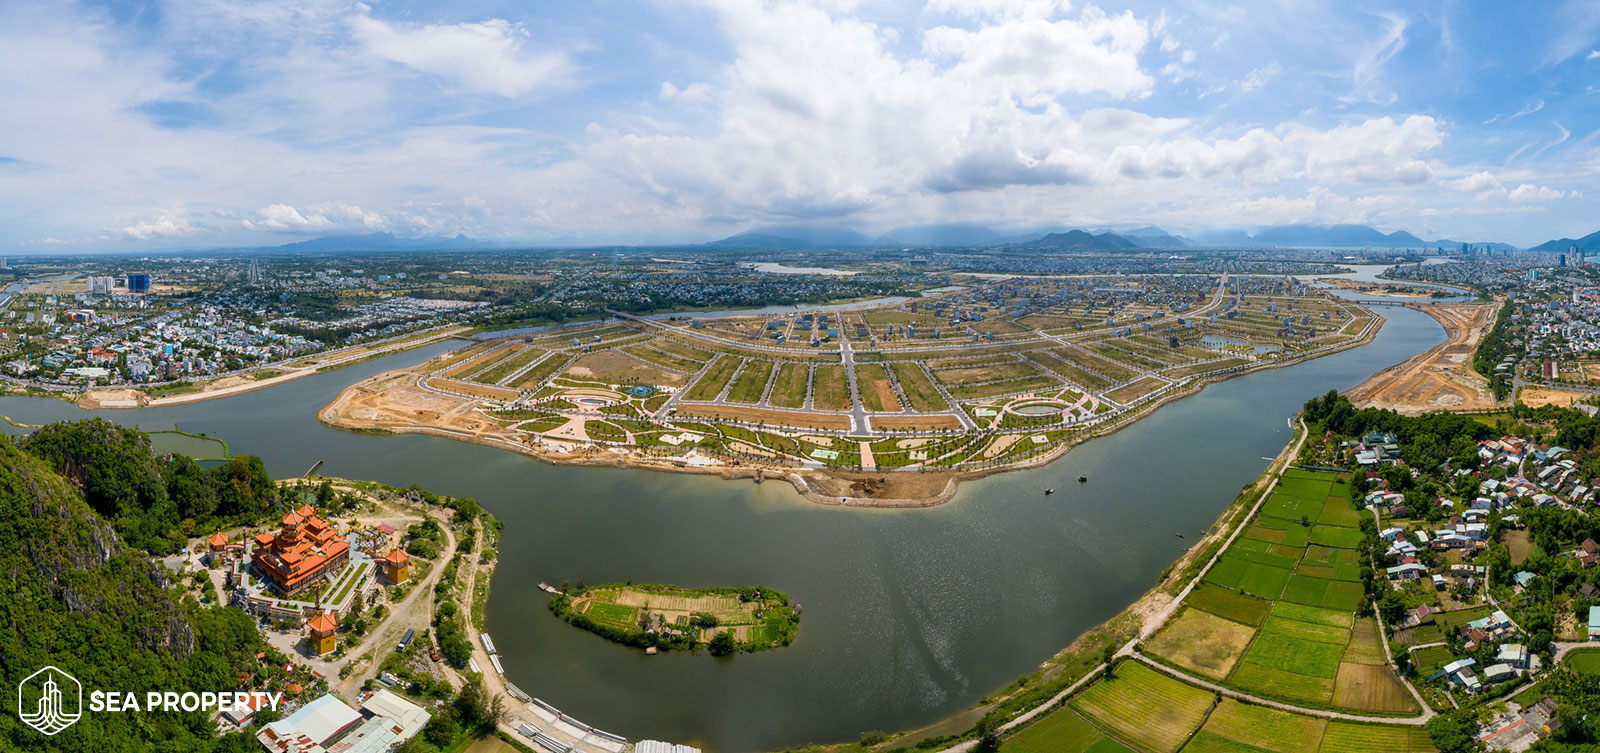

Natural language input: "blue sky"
[0,0,1596,251]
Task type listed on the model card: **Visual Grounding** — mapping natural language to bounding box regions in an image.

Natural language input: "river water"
[0,288,1448,752]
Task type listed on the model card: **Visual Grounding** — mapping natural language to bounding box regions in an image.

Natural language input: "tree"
[1425,711,1477,753]
[423,711,460,747]
[454,680,489,729]
[708,630,736,656]
[973,714,1001,752]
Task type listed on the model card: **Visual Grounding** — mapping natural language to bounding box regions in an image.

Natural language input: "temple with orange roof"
[250,505,350,597]
[306,612,338,656]
[380,549,410,585]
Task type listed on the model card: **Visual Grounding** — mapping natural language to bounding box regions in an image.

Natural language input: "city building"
[254,690,430,753]
[127,273,151,292]
[251,505,350,597]
[256,694,363,753]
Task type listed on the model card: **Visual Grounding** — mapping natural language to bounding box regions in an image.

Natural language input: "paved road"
[839,337,868,433]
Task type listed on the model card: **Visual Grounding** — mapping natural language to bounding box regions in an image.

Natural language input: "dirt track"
[1346,302,1501,415]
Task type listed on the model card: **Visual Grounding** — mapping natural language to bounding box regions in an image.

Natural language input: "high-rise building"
[126,273,151,292]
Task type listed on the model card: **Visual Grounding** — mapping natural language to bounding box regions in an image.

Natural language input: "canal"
[0,291,1448,752]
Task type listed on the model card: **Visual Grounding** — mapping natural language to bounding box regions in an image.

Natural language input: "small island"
[549,583,800,655]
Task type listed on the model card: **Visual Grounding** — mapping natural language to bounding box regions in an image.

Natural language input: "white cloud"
[925,0,1070,21]
[1508,183,1567,201]
[1348,12,1407,100]
[921,5,1153,101]
[1589,50,1600,60]
[1509,99,1545,119]
[121,216,195,240]
[241,202,388,232]
[350,15,571,97]
[1452,171,1504,196]
[1238,62,1281,92]
[660,81,714,104]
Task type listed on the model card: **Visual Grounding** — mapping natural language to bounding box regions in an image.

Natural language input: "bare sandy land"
[1347,302,1501,415]
[1518,386,1592,409]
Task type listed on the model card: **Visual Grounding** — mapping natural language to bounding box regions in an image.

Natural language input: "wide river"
[0,283,1450,751]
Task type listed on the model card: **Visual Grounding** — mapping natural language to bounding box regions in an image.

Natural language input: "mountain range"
[1527,229,1600,256]
[176,224,1594,254]
[705,222,1495,250]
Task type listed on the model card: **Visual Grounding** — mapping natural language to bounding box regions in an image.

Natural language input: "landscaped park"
[321,275,1379,503]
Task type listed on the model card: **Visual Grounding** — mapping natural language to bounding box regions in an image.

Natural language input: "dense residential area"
[1298,392,1600,752]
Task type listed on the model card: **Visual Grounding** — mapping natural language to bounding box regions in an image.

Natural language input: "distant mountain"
[1116,225,1188,248]
[706,225,872,249]
[1190,224,1493,249]
[268,232,499,252]
[1528,229,1600,255]
[875,223,1001,246]
[1018,230,1139,252]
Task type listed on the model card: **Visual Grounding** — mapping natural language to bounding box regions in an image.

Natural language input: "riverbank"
[1346,301,1502,415]
[849,419,1315,752]
[318,309,1385,508]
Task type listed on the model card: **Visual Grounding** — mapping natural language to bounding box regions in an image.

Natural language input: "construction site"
[1346,302,1503,415]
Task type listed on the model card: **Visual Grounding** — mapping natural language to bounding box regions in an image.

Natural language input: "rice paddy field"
[1017,661,1437,753]
[1146,468,1419,715]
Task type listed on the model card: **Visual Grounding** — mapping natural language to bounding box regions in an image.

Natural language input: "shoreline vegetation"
[549,583,800,655]
[317,298,1384,508]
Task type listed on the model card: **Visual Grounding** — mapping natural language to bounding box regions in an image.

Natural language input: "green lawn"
[1566,649,1600,675]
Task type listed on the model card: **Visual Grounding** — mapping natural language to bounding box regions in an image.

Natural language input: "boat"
[1174,532,1185,538]
[1078,475,1088,483]
[1044,488,1054,495]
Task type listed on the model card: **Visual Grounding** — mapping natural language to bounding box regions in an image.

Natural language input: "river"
[0,287,1448,752]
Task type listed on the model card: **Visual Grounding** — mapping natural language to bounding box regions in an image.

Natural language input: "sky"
[1,0,1597,252]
